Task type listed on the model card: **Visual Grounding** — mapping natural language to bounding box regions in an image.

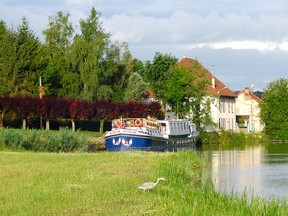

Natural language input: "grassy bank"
[1,151,287,215]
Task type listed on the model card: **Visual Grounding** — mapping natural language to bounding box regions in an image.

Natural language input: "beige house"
[235,87,264,132]
[148,57,263,133]
[180,58,237,132]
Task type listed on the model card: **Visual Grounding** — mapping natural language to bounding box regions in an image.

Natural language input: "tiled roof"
[237,89,261,103]
[179,58,237,97]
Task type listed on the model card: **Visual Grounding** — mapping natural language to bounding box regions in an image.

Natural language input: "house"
[179,58,237,132]
[235,87,264,132]
[148,57,262,133]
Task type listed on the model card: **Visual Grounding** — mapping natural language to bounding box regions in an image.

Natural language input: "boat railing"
[112,118,160,129]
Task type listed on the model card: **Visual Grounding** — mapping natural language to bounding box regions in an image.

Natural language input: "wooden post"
[39,76,44,129]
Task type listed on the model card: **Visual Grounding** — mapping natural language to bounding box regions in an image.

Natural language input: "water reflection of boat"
[105,117,199,151]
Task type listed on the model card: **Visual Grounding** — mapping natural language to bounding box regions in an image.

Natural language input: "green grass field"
[1,151,287,215]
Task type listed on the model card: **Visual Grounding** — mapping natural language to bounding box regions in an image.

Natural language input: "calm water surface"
[199,143,288,199]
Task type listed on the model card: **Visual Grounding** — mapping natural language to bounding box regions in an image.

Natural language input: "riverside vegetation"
[1,131,288,215]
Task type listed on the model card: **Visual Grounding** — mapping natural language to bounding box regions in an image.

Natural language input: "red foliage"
[0,95,16,113]
[147,102,164,119]
[91,100,115,121]
[69,100,91,120]
[40,97,70,120]
[13,96,39,119]
[0,96,164,126]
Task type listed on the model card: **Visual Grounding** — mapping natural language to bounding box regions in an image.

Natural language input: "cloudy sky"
[1,0,288,91]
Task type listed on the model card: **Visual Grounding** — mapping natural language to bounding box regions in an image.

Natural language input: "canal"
[199,142,288,199]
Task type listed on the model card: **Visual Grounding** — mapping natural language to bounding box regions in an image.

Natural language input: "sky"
[1,0,288,91]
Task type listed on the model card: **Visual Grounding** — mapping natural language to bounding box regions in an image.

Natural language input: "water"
[199,143,288,199]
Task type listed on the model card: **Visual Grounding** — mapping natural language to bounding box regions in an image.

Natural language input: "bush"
[200,131,267,146]
[0,128,89,152]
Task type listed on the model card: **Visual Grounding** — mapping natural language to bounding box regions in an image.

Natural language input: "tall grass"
[0,128,89,152]
[1,151,287,215]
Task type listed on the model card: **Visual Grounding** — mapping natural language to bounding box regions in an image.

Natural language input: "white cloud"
[103,10,288,51]
[1,0,288,91]
[188,39,288,52]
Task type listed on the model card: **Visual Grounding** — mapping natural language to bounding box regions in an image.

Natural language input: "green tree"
[166,59,210,128]
[124,72,148,102]
[99,42,136,101]
[17,17,46,95]
[0,20,17,95]
[64,7,110,101]
[1,17,45,96]
[144,52,178,104]
[43,11,74,96]
[259,78,288,141]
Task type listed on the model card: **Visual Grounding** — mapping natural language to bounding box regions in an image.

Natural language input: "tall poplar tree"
[66,7,110,101]
[43,11,74,96]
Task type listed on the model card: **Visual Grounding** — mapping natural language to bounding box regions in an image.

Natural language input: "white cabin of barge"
[111,118,197,138]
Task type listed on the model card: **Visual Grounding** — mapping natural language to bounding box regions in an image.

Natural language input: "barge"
[104,117,198,151]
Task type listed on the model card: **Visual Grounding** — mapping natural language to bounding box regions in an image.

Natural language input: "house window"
[227,99,234,113]
[219,118,226,130]
[219,98,225,113]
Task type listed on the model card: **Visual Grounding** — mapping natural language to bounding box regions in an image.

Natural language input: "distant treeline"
[0,96,164,131]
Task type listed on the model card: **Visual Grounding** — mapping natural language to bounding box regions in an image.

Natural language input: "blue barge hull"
[105,130,197,151]
[105,118,199,152]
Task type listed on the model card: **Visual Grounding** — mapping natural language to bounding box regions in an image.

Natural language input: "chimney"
[244,87,250,94]
[212,76,215,88]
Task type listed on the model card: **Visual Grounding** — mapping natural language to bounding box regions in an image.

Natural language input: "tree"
[144,52,178,104]
[13,17,45,95]
[43,11,74,96]
[0,21,17,95]
[64,7,110,101]
[124,72,148,102]
[91,100,114,133]
[99,42,135,102]
[69,99,91,131]
[39,97,70,130]
[259,78,288,141]
[166,59,210,128]
[0,96,15,128]
[13,96,39,129]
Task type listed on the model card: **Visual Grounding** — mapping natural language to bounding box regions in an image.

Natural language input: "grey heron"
[138,177,166,191]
